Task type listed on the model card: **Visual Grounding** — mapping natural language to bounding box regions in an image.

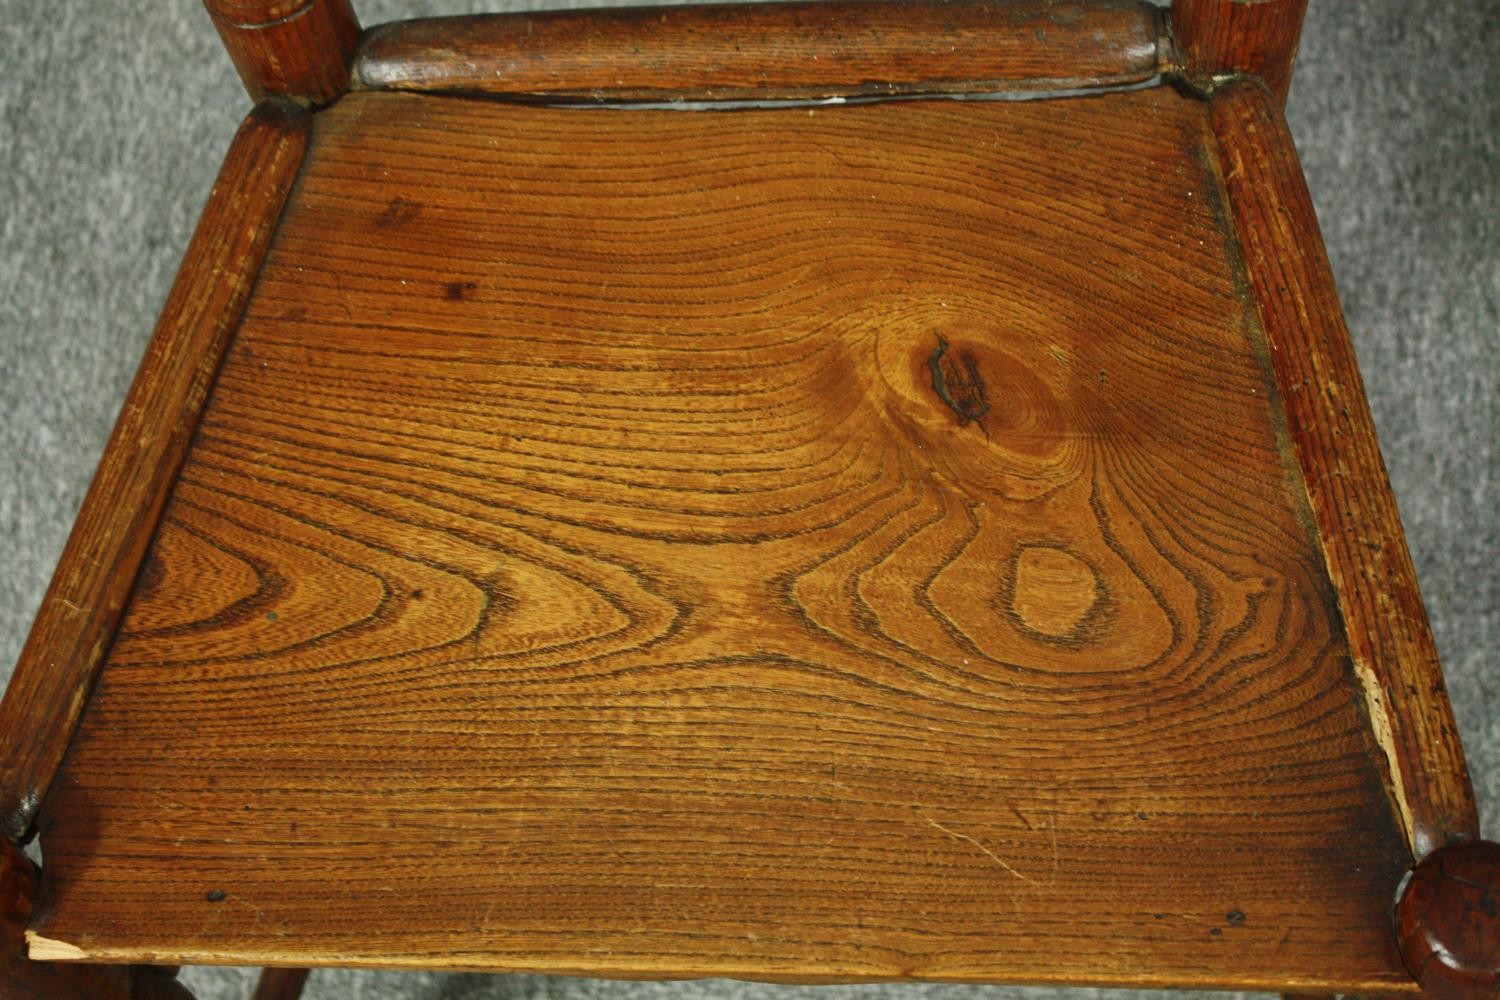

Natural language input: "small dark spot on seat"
[1152,913,1166,920]
[411,589,425,600]
[1136,811,1149,820]
[266,610,278,622]
[205,889,226,903]
[376,196,421,228]
[1209,927,1222,937]
[444,281,478,301]
[1227,909,1246,925]
[135,555,165,600]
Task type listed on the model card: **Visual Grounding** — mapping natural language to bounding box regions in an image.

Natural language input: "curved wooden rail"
[0,100,311,844]
[356,0,1165,101]
[1208,77,1478,859]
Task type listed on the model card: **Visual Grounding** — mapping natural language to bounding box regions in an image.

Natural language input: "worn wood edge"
[1207,77,1478,861]
[204,0,321,29]
[4,843,136,998]
[23,933,89,963]
[0,99,311,845]
[353,0,1167,101]
[9,941,1425,994]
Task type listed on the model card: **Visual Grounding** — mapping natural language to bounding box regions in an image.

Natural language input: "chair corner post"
[1169,0,1308,105]
[203,0,361,104]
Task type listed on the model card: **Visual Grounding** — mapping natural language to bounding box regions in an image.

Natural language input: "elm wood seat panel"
[29,86,1414,989]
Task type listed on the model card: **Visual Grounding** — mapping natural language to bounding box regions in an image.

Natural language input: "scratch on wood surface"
[921,810,1035,884]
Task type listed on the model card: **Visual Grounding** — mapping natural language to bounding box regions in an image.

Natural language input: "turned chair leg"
[132,966,197,999]
[253,966,311,1000]
[202,0,360,103]
[1395,839,1500,1000]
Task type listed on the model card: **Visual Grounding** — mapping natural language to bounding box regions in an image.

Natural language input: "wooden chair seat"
[3,2,1496,998]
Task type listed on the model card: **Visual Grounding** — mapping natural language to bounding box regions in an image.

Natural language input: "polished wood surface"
[355,0,1163,100]
[28,86,1418,991]
[1210,78,1477,859]
[205,0,360,102]
[1171,0,1308,105]
[0,100,310,845]
[1395,839,1500,1000]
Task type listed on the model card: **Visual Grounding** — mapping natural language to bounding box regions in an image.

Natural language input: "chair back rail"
[354,0,1166,101]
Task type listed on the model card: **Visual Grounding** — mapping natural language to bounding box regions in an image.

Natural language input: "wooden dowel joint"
[1169,0,1308,105]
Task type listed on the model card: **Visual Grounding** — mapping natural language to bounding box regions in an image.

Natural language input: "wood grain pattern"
[1170,0,1308,106]
[0,100,309,845]
[355,0,1164,101]
[206,0,360,103]
[1395,839,1500,1000]
[31,88,1415,991]
[1209,78,1479,859]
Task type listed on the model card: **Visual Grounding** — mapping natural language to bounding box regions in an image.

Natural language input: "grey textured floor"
[2,1,1496,998]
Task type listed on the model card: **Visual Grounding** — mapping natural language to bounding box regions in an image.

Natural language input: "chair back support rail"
[202,0,1312,105]
[2,1,1496,998]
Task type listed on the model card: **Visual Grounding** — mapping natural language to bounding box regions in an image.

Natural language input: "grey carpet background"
[1,0,1495,997]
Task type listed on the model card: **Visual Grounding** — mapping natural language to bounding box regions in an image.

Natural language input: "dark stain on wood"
[375,196,420,228]
[928,335,990,426]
